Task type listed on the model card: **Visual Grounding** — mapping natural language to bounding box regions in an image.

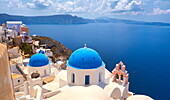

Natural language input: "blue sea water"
[27,23,170,100]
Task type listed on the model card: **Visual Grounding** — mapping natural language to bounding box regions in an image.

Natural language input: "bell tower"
[111,61,129,86]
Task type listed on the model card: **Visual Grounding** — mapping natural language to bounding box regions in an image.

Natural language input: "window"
[44,70,46,75]
[18,80,20,82]
[115,73,119,79]
[99,73,101,82]
[72,73,75,83]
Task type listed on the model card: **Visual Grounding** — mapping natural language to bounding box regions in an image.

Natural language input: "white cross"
[84,44,87,48]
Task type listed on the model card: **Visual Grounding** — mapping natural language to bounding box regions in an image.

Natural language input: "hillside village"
[0,21,153,100]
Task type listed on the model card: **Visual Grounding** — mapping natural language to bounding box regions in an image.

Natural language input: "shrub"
[20,43,32,54]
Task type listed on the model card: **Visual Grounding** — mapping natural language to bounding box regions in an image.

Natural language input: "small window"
[72,73,75,83]
[18,80,20,82]
[44,70,46,75]
[99,73,101,82]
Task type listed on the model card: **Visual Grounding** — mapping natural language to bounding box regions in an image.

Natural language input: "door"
[85,75,90,85]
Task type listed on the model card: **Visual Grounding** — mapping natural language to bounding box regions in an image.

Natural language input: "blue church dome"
[28,53,49,67]
[67,47,105,69]
[38,50,45,54]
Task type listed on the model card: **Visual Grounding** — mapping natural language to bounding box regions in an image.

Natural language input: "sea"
[27,23,170,100]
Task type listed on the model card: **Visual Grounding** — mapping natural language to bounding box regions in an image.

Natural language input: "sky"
[0,0,170,23]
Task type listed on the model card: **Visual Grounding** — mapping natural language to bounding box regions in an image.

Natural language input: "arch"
[115,73,119,79]
[121,74,123,80]
[72,73,75,83]
[110,87,121,99]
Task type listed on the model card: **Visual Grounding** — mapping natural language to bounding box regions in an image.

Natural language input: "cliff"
[36,36,72,60]
[7,36,72,62]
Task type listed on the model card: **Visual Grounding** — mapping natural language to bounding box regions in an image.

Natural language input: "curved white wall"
[67,65,105,86]
[28,65,51,77]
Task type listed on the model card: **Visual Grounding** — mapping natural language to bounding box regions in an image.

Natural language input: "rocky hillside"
[37,36,72,60]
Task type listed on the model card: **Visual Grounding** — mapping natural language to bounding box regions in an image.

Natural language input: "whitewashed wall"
[28,65,51,77]
[67,65,105,86]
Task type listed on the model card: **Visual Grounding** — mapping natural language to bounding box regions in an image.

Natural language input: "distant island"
[95,17,170,26]
[0,13,170,26]
[0,13,93,24]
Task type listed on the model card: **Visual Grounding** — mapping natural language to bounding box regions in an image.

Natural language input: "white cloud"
[52,0,143,15]
[1,0,170,17]
[149,8,170,15]
[27,3,36,9]
[7,0,23,8]
[27,0,54,10]
[25,0,144,15]
[112,0,143,13]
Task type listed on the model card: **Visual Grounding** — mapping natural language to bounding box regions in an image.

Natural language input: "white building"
[67,47,105,86]
[45,49,53,57]
[20,46,153,100]
[6,21,22,33]
[11,73,24,87]
[1,23,7,32]
[27,53,51,77]
[10,26,18,38]
[36,48,53,57]
[8,46,21,58]
[47,47,153,100]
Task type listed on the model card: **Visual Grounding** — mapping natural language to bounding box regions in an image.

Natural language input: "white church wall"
[28,65,51,77]
[67,65,105,86]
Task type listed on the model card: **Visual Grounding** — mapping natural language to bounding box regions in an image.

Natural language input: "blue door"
[85,75,90,85]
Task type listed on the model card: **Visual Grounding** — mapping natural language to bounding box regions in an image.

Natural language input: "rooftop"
[6,21,22,24]
[46,85,111,100]
[127,95,153,100]
[28,53,49,67]
[11,73,22,79]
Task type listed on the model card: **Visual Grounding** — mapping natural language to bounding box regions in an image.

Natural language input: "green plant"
[20,43,32,54]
